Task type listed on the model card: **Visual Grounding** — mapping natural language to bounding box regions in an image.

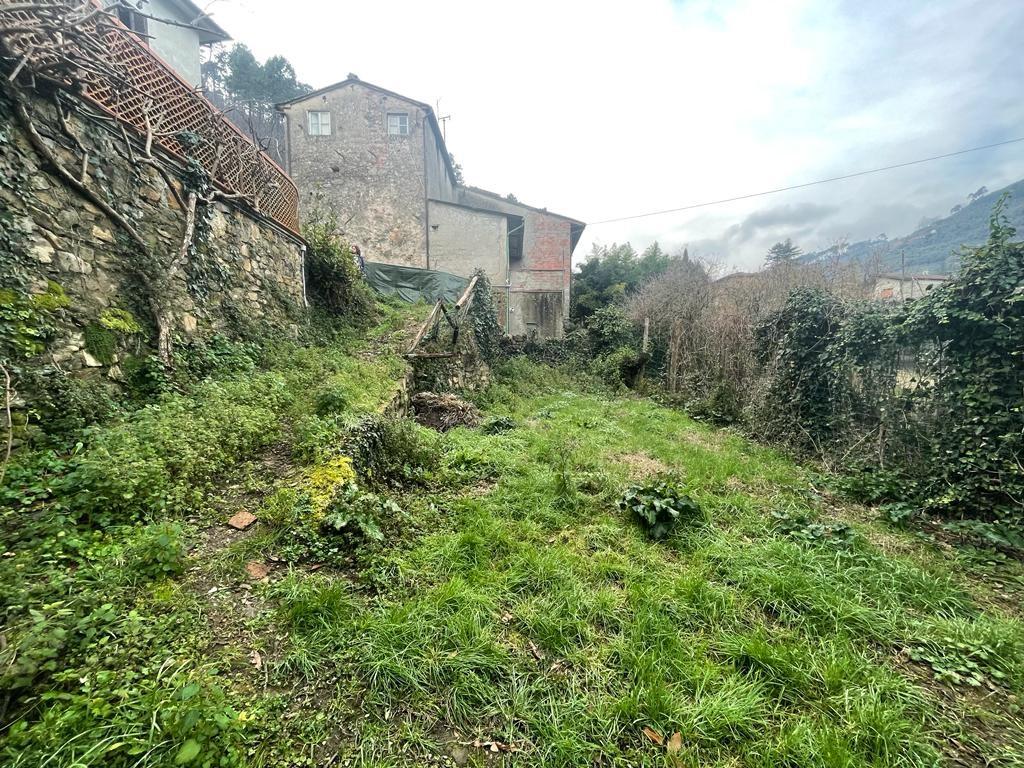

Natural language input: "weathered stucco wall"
[457,188,574,337]
[281,83,429,267]
[426,201,507,285]
[424,121,458,205]
[0,90,306,373]
[102,0,205,86]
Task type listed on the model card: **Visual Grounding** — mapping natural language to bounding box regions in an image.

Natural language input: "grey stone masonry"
[0,89,306,372]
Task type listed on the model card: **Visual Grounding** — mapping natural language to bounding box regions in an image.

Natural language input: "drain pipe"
[300,243,308,307]
[505,221,524,333]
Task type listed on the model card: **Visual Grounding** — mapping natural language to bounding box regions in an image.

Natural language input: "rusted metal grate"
[0,0,300,234]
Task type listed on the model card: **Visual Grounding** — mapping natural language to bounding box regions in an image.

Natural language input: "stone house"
[276,77,585,338]
[873,273,950,301]
[107,0,229,86]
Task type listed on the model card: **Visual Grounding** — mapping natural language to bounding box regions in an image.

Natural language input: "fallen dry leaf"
[528,640,544,660]
[667,731,682,754]
[467,739,518,754]
[227,510,257,530]
[642,727,664,746]
[249,649,263,669]
[245,561,270,580]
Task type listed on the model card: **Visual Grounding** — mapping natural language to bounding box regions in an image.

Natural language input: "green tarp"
[363,261,470,305]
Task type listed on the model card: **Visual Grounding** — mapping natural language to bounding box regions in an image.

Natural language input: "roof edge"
[275,77,456,184]
[428,198,519,219]
[167,0,230,42]
[461,185,585,226]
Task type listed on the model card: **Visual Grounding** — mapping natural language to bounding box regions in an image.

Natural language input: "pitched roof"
[275,76,457,184]
[276,78,586,236]
[460,186,585,227]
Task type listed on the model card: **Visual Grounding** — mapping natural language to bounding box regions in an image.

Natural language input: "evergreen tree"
[570,241,676,321]
[765,238,802,267]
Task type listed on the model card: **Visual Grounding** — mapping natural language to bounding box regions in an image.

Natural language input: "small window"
[387,113,409,136]
[117,7,149,40]
[307,111,331,136]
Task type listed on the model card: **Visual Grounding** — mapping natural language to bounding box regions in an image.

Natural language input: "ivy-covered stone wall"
[0,89,306,375]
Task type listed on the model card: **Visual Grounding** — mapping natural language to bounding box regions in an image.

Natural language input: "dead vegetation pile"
[411,391,480,431]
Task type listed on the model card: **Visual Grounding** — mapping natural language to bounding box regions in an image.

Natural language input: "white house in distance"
[108,0,229,87]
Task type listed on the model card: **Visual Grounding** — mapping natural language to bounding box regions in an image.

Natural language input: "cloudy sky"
[209,0,1023,270]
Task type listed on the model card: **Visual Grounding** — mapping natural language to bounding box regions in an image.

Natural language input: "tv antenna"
[436,99,451,141]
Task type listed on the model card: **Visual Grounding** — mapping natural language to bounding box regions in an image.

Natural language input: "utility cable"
[588,136,1024,225]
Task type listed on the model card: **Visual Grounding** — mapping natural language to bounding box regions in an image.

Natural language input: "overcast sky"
[209,0,1023,270]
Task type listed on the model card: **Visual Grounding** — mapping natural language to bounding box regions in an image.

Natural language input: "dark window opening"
[117,7,149,41]
[507,216,524,263]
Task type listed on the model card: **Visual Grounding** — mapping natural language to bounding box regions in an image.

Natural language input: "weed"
[127,522,187,582]
[480,415,517,434]
[772,509,858,548]
[618,478,703,539]
[321,482,400,542]
[261,486,303,530]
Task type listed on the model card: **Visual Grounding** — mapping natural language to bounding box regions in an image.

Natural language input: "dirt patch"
[412,391,480,431]
[613,452,669,479]
[681,428,726,451]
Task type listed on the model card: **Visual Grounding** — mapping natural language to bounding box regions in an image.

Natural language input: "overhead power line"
[588,136,1024,225]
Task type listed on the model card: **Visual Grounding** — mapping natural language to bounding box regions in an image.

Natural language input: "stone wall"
[0,88,306,374]
[280,82,429,267]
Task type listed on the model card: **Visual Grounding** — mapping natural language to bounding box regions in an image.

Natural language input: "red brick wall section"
[527,213,571,274]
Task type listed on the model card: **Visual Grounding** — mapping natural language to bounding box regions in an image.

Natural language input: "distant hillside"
[801,179,1024,275]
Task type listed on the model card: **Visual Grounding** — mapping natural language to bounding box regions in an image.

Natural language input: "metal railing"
[0,0,300,234]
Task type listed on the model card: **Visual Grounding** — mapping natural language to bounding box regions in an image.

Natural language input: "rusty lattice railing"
[0,0,300,233]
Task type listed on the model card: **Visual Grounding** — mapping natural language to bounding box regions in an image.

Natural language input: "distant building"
[107,0,229,87]
[873,273,950,301]
[276,77,585,338]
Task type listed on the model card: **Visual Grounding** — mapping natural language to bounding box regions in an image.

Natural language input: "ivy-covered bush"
[749,287,850,453]
[749,287,908,465]
[747,199,1022,520]
[590,345,644,389]
[467,268,504,363]
[303,207,375,319]
[344,415,439,487]
[903,199,1024,517]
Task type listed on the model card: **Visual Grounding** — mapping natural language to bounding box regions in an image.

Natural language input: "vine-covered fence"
[0,0,299,233]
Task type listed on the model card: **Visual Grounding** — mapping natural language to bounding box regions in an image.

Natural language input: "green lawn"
[3,343,1022,767]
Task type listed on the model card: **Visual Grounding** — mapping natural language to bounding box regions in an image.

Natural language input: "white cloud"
[210,0,1024,269]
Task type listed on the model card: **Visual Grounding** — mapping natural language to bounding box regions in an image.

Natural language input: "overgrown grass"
[255,359,1024,766]
[3,340,1023,766]
[0,304,418,767]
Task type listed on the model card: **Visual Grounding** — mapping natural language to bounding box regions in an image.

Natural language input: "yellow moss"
[306,455,356,517]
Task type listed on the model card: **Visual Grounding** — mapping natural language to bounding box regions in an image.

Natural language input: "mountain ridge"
[800,179,1024,275]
